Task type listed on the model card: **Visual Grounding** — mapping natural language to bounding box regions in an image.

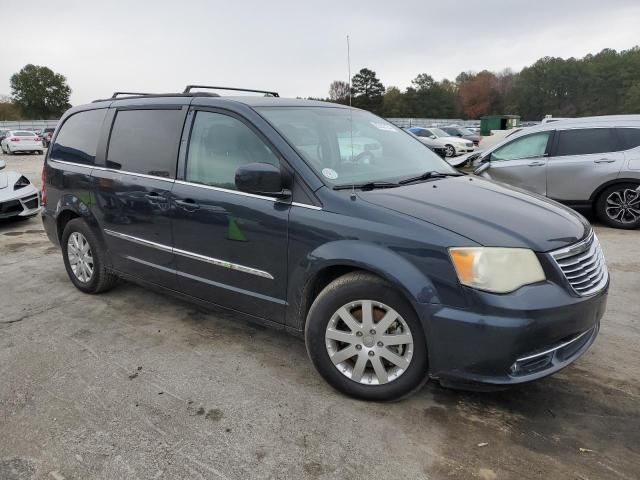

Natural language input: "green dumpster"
[480,115,520,136]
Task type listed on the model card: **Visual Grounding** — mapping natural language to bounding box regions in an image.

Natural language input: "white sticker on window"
[322,168,338,180]
[370,122,397,132]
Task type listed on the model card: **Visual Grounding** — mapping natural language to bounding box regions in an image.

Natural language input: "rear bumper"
[41,208,59,246]
[7,143,41,152]
[421,281,608,387]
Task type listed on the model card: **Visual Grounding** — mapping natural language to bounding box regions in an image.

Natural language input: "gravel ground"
[1,152,638,480]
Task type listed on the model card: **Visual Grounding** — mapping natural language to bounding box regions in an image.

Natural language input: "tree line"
[323,46,640,120]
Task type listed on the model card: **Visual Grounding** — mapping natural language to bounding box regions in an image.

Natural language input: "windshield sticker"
[322,168,339,180]
[370,122,397,132]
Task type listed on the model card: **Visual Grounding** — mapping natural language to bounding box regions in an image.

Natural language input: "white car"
[0,160,41,219]
[1,130,44,155]
[406,127,475,157]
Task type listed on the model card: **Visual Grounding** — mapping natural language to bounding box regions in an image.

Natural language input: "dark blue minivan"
[41,87,608,400]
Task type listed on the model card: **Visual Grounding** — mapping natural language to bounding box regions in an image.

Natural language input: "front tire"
[445,144,456,157]
[596,183,640,229]
[61,218,118,293]
[305,272,428,401]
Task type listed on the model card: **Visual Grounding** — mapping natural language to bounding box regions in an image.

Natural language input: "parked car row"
[405,127,475,157]
[0,130,45,155]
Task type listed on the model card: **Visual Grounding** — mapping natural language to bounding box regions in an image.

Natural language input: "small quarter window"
[186,111,280,190]
[50,109,107,165]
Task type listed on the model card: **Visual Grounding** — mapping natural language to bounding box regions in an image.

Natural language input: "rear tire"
[596,183,640,229]
[305,272,428,401]
[61,218,118,293]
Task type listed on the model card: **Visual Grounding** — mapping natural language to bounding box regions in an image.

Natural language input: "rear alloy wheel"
[445,144,456,157]
[62,218,118,293]
[305,272,428,401]
[596,183,640,229]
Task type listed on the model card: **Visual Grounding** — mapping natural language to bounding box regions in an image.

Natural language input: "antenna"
[347,34,355,200]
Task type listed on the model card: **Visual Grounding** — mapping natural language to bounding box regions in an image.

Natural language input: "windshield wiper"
[398,171,463,185]
[333,181,400,191]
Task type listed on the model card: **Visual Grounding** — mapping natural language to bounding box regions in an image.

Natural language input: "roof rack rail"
[183,85,279,97]
[111,92,155,98]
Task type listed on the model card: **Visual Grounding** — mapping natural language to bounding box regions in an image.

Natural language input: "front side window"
[555,128,614,156]
[257,107,454,186]
[186,111,280,190]
[50,109,107,165]
[107,109,183,177]
[491,132,551,162]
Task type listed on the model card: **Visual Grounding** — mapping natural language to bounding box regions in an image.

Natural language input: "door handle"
[145,192,162,199]
[594,158,615,164]
[175,199,200,211]
[528,161,545,167]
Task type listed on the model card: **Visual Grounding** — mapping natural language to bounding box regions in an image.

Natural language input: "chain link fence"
[386,118,480,128]
[0,120,59,130]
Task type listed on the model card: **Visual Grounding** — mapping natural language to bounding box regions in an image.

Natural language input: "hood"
[357,176,590,252]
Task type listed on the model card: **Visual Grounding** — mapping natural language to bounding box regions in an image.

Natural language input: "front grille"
[0,199,23,218]
[550,232,608,296]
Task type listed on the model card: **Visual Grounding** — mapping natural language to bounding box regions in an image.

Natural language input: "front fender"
[286,240,440,331]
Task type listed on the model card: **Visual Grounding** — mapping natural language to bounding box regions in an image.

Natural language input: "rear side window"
[107,109,183,178]
[50,109,106,165]
[185,111,279,190]
[617,128,640,150]
[555,128,614,156]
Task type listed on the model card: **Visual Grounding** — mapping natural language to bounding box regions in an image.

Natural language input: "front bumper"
[0,188,41,219]
[421,280,608,387]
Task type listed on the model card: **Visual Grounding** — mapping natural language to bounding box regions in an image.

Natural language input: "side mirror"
[474,161,491,175]
[235,162,291,198]
[0,160,5,170]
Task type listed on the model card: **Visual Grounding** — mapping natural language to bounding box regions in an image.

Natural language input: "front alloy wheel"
[305,272,428,401]
[325,300,414,385]
[445,144,456,157]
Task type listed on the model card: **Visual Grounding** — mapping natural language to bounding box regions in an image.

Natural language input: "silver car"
[474,115,640,229]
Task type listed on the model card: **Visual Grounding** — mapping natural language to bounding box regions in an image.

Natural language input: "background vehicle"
[0,130,8,145]
[440,125,481,146]
[405,127,475,157]
[41,127,56,147]
[1,130,44,155]
[474,115,640,229]
[42,88,606,401]
[0,159,41,219]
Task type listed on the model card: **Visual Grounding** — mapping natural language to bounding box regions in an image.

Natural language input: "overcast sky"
[2,0,639,105]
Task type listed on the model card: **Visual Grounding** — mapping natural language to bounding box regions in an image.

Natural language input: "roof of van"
[526,115,640,131]
[90,94,349,109]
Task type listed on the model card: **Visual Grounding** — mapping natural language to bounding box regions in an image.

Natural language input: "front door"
[483,130,553,196]
[171,109,290,323]
[93,107,185,288]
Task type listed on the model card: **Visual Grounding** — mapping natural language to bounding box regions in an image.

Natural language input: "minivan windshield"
[257,107,456,186]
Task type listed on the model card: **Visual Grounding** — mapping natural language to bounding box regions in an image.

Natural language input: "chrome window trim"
[49,160,323,209]
[174,179,279,202]
[549,231,594,260]
[104,229,273,280]
[292,202,322,210]
[49,159,174,183]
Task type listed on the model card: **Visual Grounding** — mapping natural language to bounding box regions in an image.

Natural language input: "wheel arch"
[286,240,439,332]
[589,177,640,203]
[55,194,108,253]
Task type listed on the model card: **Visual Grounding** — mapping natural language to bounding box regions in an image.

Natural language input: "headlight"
[449,247,545,293]
[14,175,30,190]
